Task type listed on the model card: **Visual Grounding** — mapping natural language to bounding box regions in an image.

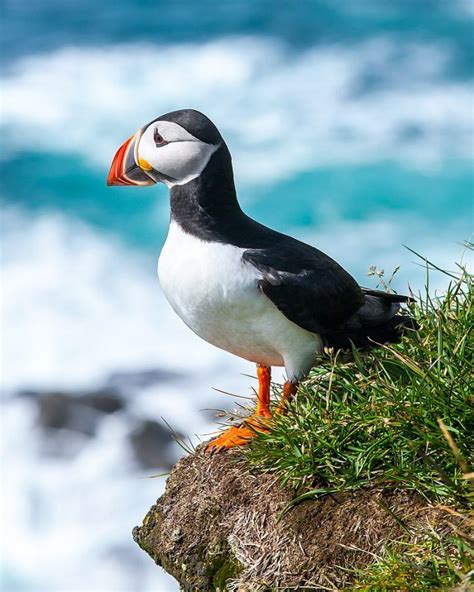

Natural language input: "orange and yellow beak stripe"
[107,131,156,186]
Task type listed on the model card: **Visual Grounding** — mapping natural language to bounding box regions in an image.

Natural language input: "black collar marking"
[169,144,287,249]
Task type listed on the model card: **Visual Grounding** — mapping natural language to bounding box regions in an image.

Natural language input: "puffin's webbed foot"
[206,415,270,452]
[205,368,300,452]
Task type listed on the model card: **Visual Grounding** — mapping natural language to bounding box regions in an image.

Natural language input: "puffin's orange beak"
[107,131,156,186]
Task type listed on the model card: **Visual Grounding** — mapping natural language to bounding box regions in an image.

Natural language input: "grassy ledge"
[244,249,473,590]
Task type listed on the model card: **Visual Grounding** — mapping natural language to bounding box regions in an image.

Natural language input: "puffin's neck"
[169,145,246,243]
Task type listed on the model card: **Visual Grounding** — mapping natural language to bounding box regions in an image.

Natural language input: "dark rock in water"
[26,377,186,465]
[37,393,100,436]
[133,445,454,592]
[79,389,124,414]
[106,368,185,390]
[36,389,124,437]
[29,376,186,466]
[129,420,182,470]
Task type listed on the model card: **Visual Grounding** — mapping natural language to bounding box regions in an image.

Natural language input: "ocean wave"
[2,37,473,185]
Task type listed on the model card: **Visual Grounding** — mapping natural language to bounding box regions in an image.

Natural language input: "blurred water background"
[1,1,473,590]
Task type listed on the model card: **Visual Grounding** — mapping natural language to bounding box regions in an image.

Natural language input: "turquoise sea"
[1,1,473,590]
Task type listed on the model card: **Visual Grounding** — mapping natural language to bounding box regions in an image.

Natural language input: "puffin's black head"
[107,109,225,187]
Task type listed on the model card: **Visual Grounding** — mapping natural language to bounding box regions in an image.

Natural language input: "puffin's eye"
[154,129,166,146]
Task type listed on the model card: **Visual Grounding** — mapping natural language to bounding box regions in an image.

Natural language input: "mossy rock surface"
[133,445,453,591]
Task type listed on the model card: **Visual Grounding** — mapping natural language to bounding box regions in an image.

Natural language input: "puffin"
[107,109,415,451]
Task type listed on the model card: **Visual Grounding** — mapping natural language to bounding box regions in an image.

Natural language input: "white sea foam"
[1,37,473,185]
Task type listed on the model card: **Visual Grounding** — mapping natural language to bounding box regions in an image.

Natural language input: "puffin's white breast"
[158,221,322,379]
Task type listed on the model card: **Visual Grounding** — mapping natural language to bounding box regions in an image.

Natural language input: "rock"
[79,389,124,414]
[32,366,183,440]
[33,383,182,466]
[37,392,99,436]
[133,446,451,592]
[36,389,124,436]
[129,420,182,470]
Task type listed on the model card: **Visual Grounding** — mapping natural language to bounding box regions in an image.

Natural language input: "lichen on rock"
[133,444,450,591]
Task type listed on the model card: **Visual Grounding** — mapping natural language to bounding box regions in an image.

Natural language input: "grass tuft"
[348,523,474,591]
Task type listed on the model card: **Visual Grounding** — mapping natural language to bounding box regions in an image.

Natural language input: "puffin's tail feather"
[361,287,414,303]
[324,314,418,350]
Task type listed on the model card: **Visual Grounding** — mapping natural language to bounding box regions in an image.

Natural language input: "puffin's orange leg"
[206,365,272,452]
[276,380,298,414]
[255,364,272,418]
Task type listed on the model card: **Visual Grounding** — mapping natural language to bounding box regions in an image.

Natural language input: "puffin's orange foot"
[206,416,270,452]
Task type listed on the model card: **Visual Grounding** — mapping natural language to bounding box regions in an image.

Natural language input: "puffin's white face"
[107,118,219,188]
[137,121,218,187]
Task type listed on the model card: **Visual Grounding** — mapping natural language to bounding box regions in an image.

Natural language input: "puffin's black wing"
[243,240,417,346]
[242,238,365,335]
